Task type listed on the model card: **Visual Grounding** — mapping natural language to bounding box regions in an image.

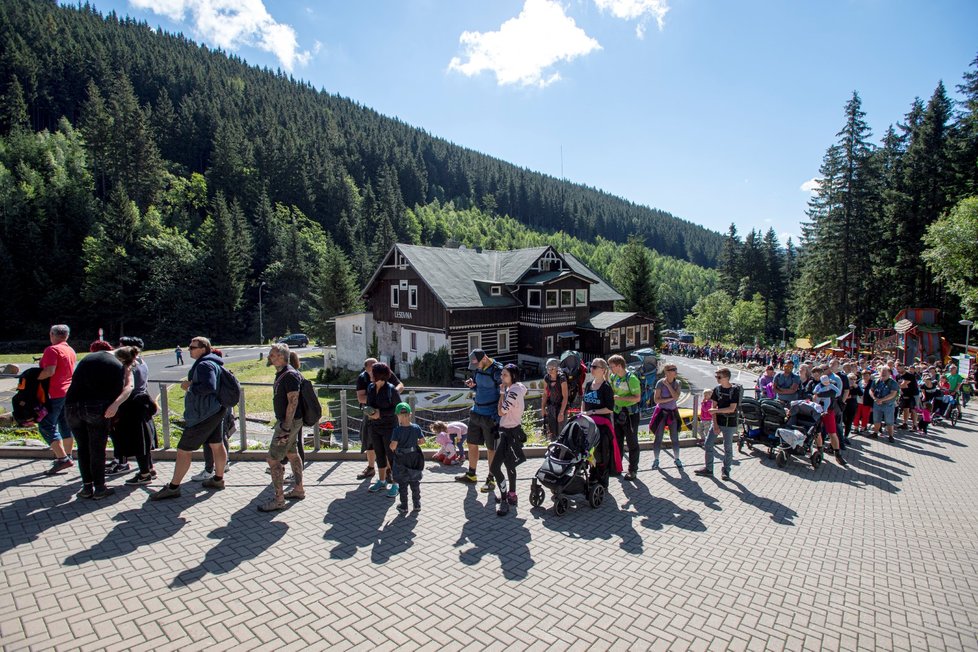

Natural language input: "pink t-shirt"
[700,399,714,421]
[40,341,77,399]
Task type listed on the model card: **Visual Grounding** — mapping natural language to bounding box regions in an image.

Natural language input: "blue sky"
[75,0,978,243]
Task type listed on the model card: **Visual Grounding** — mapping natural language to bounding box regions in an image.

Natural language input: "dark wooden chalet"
[359,244,657,375]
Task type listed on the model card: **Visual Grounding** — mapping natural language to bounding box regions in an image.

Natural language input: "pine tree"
[0,75,29,134]
[717,224,741,296]
[951,53,978,200]
[196,192,248,337]
[616,235,661,341]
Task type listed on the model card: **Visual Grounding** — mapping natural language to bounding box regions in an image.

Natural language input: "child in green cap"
[390,402,425,513]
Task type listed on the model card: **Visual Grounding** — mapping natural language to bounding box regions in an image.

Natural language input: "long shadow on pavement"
[64,489,216,566]
[371,511,419,564]
[322,479,396,560]
[171,494,289,587]
[621,478,708,535]
[455,485,534,581]
[711,476,799,526]
[768,445,902,495]
[656,466,722,512]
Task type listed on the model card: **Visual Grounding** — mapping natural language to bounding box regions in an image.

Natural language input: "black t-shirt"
[712,383,742,428]
[367,382,402,419]
[65,351,124,405]
[901,372,919,397]
[273,366,303,422]
[582,380,614,413]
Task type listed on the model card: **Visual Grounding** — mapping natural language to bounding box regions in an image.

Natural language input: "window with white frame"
[626,326,635,347]
[527,289,541,308]
[390,285,399,307]
[641,324,649,344]
[408,285,418,309]
[560,289,573,307]
[490,286,501,296]
[546,336,554,355]
[610,329,620,348]
[497,329,509,353]
[410,332,417,351]
[468,332,481,352]
[575,289,587,306]
[546,290,559,308]
[428,335,436,351]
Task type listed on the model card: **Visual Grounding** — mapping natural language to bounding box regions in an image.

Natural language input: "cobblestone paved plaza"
[2,416,978,651]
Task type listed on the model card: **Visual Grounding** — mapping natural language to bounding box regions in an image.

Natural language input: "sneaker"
[124,473,153,486]
[479,477,496,493]
[150,469,158,479]
[651,459,660,470]
[76,485,94,499]
[693,468,713,477]
[201,476,225,490]
[506,491,518,506]
[106,462,130,476]
[45,458,74,476]
[92,487,116,500]
[455,472,478,484]
[835,452,848,467]
[721,470,731,481]
[396,503,409,514]
[191,470,215,482]
[623,471,636,481]
[386,483,399,498]
[496,498,510,516]
[888,435,894,443]
[675,459,684,469]
[368,480,386,493]
[412,503,421,512]
[356,466,376,480]
[149,484,181,501]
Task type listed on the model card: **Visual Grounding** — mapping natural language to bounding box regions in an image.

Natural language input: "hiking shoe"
[150,484,181,500]
[106,462,130,476]
[356,466,376,480]
[191,470,214,482]
[124,473,153,486]
[496,499,510,516]
[386,483,399,498]
[396,503,409,514]
[412,503,421,512]
[455,472,478,484]
[368,480,386,493]
[623,471,637,481]
[479,477,496,493]
[92,487,115,500]
[46,458,74,475]
[76,485,94,499]
[888,435,894,443]
[506,491,518,506]
[694,468,713,477]
[202,476,225,490]
[721,470,731,481]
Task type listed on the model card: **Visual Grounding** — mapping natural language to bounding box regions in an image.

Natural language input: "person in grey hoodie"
[150,336,228,500]
[491,364,527,516]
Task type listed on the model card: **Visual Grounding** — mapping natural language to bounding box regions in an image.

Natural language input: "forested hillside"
[0,0,724,343]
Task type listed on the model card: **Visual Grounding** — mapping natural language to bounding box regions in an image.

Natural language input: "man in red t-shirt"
[38,324,77,475]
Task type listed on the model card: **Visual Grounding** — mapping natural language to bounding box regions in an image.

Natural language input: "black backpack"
[297,374,322,427]
[206,361,241,408]
[12,367,48,426]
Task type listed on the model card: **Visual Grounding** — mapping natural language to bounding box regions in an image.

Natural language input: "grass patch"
[0,426,44,445]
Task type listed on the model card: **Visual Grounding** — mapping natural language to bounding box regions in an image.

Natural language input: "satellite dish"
[894,319,913,334]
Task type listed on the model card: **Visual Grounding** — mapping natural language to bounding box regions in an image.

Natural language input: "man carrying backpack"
[455,348,502,493]
[258,343,305,511]
[150,336,228,500]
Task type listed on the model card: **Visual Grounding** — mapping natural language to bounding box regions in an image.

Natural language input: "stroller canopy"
[558,415,602,455]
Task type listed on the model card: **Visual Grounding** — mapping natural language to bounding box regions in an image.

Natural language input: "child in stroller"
[529,415,608,516]
[773,399,825,469]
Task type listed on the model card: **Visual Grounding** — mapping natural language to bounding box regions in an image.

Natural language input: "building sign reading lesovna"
[394,311,413,320]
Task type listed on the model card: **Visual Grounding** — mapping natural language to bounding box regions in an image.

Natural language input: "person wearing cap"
[540,358,569,441]
[455,348,503,492]
[390,403,425,514]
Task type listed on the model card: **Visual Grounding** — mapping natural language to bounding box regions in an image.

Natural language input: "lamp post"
[780,327,786,349]
[259,281,267,345]
[848,323,857,356]
[961,319,974,365]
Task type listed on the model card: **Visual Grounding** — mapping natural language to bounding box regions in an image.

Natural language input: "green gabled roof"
[563,253,625,302]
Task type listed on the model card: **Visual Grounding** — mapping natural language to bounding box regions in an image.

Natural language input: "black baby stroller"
[774,400,825,470]
[737,397,782,459]
[529,415,606,516]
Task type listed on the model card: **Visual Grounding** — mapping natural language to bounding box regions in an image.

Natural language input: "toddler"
[390,403,425,513]
[697,389,715,446]
[430,421,467,465]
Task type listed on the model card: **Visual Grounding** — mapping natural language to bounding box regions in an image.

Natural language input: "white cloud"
[128,0,312,71]
[448,0,601,88]
[778,232,797,246]
[594,0,669,38]
[800,177,820,193]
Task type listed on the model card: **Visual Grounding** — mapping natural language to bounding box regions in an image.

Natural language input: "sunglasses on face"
[188,345,203,350]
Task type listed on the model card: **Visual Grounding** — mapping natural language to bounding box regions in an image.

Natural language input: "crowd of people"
[19,324,975,517]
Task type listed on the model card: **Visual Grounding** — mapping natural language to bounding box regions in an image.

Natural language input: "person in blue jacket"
[455,348,503,494]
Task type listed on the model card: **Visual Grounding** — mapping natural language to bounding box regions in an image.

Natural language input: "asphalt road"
[662,354,760,406]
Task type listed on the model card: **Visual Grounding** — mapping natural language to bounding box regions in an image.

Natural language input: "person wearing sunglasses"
[649,363,682,470]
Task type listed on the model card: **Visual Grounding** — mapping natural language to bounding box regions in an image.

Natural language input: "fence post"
[408,391,417,418]
[339,389,349,452]
[159,382,171,449]
[691,394,700,441]
[313,405,321,452]
[238,386,247,453]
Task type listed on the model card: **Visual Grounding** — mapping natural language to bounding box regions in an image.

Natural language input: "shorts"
[269,420,303,459]
[178,409,227,452]
[899,395,916,409]
[873,402,896,426]
[820,412,837,435]
[467,412,498,450]
[38,397,71,445]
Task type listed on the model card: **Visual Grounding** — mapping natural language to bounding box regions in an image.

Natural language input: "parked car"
[278,333,309,348]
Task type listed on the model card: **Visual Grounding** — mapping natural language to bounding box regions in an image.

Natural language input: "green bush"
[315,367,360,385]
[412,346,454,386]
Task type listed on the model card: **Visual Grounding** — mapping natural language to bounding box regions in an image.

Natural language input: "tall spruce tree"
[616,235,661,342]
[717,224,741,296]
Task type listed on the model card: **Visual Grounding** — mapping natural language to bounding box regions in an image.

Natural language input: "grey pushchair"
[529,415,606,515]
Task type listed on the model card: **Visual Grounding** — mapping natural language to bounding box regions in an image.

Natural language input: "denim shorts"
[872,402,896,426]
[38,397,70,444]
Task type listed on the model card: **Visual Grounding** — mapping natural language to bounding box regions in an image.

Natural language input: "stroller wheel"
[587,484,605,508]
[811,450,823,469]
[554,495,569,516]
[775,450,787,468]
[529,485,545,508]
